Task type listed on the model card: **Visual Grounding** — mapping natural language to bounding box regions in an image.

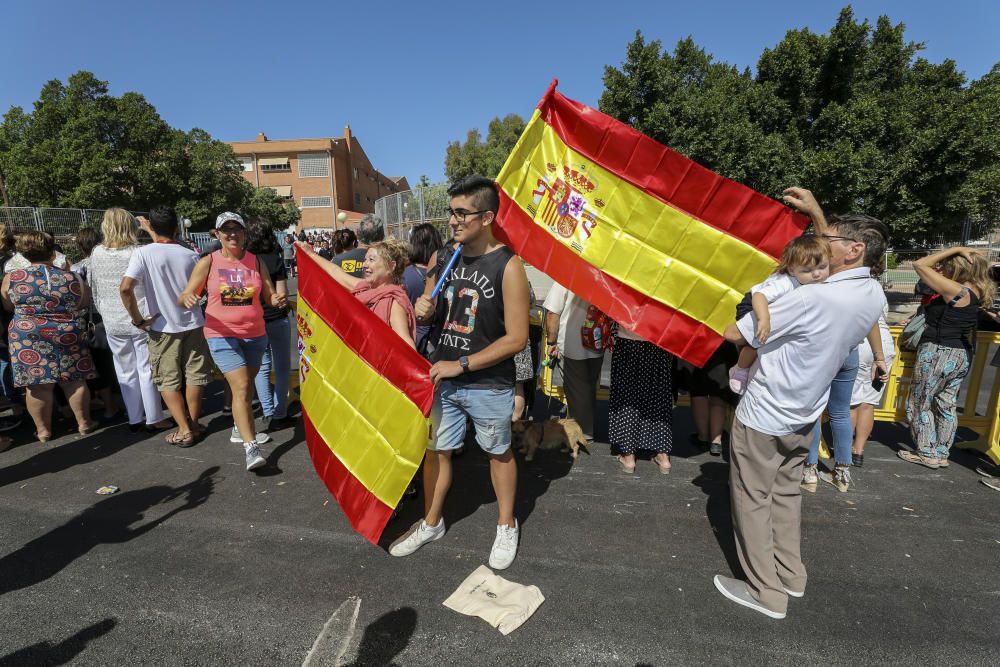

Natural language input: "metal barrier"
[539,326,1000,464]
[0,206,152,239]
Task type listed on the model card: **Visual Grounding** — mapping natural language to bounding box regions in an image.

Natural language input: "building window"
[301,196,332,208]
[268,185,293,199]
[353,167,359,180]
[298,153,329,178]
[238,156,253,172]
[259,157,290,172]
[354,192,361,206]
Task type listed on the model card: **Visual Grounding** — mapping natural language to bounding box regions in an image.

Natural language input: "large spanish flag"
[296,251,433,544]
[495,80,809,366]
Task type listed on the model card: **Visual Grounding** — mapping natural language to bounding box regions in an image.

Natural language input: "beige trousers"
[729,417,813,614]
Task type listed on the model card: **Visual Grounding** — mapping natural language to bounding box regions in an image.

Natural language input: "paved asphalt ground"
[1,380,998,666]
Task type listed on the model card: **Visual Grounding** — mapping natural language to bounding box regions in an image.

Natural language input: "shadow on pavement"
[346,607,417,667]
[0,467,219,596]
[0,426,147,490]
[0,618,117,667]
[692,461,744,579]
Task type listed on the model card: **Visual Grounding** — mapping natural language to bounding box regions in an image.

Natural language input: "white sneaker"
[231,426,271,444]
[244,442,266,471]
[389,518,446,557]
[488,520,519,570]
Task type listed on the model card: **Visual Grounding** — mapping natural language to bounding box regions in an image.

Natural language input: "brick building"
[228,127,409,230]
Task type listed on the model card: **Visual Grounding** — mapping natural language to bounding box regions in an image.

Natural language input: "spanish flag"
[296,251,433,544]
[495,80,809,366]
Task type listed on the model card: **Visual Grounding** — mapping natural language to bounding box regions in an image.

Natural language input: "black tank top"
[432,246,516,388]
[924,288,979,350]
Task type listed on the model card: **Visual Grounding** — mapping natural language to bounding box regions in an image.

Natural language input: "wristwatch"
[132,318,145,328]
[459,356,470,373]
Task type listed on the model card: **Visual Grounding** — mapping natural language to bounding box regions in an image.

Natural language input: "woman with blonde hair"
[89,208,170,432]
[297,236,416,347]
[901,246,996,469]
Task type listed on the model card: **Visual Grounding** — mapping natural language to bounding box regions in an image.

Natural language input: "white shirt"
[541,283,604,360]
[123,242,203,333]
[750,273,799,303]
[6,251,68,272]
[90,245,150,336]
[735,267,887,436]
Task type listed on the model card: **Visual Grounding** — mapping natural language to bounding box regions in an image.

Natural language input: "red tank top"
[204,251,265,339]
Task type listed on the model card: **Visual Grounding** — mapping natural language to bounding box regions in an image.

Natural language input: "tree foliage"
[444,114,526,182]
[0,71,299,230]
[599,7,1000,241]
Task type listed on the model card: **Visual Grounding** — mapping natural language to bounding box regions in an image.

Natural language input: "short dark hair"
[827,214,890,269]
[447,175,499,216]
[357,214,385,245]
[334,229,357,255]
[16,231,55,263]
[408,223,444,266]
[148,205,178,237]
[75,226,102,258]
[245,218,276,255]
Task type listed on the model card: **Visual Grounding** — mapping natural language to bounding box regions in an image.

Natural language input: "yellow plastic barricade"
[538,326,1000,464]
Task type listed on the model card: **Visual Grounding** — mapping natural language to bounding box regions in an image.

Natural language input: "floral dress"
[7,265,96,387]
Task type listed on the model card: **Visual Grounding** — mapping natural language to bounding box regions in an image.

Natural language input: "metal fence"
[0,206,155,238]
[374,186,451,242]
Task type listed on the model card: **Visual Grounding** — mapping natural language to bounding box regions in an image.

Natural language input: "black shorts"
[735,290,753,321]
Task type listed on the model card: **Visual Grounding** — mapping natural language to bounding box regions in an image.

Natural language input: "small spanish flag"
[495,80,809,366]
[297,251,433,544]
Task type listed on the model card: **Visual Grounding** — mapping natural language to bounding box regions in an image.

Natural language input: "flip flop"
[897,449,939,469]
[616,455,636,474]
[78,422,100,435]
[652,455,672,475]
[165,431,197,448]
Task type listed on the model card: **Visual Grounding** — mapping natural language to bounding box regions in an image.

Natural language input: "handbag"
[899,308,925,352]
[580,304,614,353]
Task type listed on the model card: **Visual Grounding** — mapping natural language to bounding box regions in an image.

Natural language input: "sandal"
[652,454,672,475]
[165,431,197,448]
[616,455,636,474]
[78,422,100,435]
[35,431,52,443]
[897,450,939,469]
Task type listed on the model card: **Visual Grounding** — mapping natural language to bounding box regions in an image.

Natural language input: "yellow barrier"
[538,326,1000,464]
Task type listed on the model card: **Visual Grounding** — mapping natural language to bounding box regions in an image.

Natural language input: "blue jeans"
[254,317,292,419]
[807,347,859,466]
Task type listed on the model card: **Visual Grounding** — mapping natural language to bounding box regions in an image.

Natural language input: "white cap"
[215,212,245,229]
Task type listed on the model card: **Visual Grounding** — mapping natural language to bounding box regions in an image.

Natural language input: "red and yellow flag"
[297,251,433,544]
[495,80,809,366]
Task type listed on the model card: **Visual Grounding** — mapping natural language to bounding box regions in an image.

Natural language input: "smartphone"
[871,377,885,392]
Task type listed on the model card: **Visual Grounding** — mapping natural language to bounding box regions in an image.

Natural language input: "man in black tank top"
[390,176,530,570]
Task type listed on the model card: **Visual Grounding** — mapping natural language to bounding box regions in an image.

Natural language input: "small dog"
[512,418,589,461]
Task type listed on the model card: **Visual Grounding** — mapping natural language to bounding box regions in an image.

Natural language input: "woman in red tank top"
[179,212,285,472]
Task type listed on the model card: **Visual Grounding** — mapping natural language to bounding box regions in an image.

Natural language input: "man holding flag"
[392,176,531,570]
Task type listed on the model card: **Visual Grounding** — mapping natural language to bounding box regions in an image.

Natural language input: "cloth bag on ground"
[443,565,545,635]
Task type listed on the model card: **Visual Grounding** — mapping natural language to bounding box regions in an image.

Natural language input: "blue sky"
[2,1,996,186]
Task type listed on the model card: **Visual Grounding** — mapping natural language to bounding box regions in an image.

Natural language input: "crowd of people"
[0,176,996,620]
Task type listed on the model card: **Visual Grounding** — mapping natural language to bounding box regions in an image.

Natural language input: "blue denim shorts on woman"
[206,335,269,373]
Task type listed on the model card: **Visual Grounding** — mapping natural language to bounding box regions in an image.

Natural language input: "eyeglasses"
[819,233,858,243]
[219,226,244,235]
[446,208,488,223]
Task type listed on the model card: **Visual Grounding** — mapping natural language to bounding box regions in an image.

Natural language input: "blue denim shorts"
[429,381,515,455]
[207,335,268,374]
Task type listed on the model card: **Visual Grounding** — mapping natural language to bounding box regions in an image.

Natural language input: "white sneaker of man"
[244,442,266,471]
[488,520,519,570]
[389,519,446,557]
[231,426,271,444]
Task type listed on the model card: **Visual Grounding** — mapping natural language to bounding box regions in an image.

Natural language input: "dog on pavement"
[512,418,589,461]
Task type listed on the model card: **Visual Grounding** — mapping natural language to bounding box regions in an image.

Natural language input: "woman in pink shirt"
[179,212,285,472]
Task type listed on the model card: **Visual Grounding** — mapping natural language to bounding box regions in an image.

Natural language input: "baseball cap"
[215,212,245,229]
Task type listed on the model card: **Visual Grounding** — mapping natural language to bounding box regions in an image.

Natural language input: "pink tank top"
[203,251,265,339]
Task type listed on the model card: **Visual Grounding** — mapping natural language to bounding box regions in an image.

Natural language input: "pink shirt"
[203,251,265,339]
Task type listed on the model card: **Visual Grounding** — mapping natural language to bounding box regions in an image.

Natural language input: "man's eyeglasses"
[819,233,857,243]
[446,208,488,223]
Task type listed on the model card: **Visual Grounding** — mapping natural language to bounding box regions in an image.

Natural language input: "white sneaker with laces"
[231,426,271,444]
[389,519,446,557]
[488,520,519,570]
[244,442,266,471]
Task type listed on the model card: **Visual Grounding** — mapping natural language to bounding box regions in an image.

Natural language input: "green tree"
[444,114,526,181]
[0,71,298,231]
[600,7,1000,240]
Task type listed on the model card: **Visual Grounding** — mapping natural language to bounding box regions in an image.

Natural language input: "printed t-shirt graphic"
[218,267,255,306]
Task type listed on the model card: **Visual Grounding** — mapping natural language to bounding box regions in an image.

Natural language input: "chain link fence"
[375,186,451,242]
